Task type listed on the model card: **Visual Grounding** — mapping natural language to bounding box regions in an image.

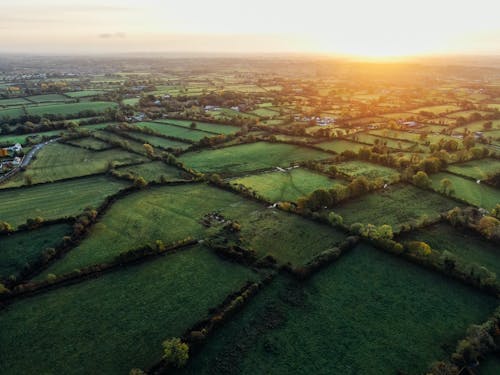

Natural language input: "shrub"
[162,338,189,368]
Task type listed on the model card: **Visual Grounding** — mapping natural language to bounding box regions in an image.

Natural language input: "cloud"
[98,32,126,39]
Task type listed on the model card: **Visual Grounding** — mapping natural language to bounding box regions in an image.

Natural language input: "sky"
[1,0,499,57]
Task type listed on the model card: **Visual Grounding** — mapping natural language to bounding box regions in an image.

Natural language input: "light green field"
[0,107,25,120]
[65,137,113,150]
[447,158,500,180]
[64,90,106,98]
[316,140,366,153]
[429,172,499,210]
[348,133,415,150]
[134,122,213,142]
[409,105,461,115]
[1,143,146,188]
[0,97,31,107]
[180,142,331,175]
[39,183,346,277]
[0,175,130,228]
[0,129,65,146]
[334,184,460,230]
[0,245,260,375]
[92,130,156,155]
[157,119,240,135]
[123,131,191,150]
[249,108,280,117]
[0,223,71,280]
[177,243,497,375]
[231,168,344,202]
[25,102,117,118]
[447,110,492,119]
[26,94,71,103]
[453,119,500,132]
[333,160,400,182]
[114,161,189,182]
[122,98,140,106]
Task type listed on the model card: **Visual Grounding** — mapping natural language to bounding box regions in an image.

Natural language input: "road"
[0,138,59,184]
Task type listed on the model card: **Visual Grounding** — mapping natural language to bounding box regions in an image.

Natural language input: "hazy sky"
[1,0,499,57]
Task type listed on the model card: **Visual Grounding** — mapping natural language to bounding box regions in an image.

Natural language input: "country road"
[0,138,59,184]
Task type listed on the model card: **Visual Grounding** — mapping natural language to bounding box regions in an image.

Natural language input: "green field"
[65,137,113,150]
[0,245,260,375]
[0,223,71,280]
[64,90,106,98]
[409,105,461,115]
[179,142,331,175]
[0,175,129,228]
[332,160,400,182]
[134,122,214,142]
[123,131,191,150]
[398,223,500,277]
[429,172,499,210]
[0,129,65,146]
[480,355,500,375]
[348,133,415,150]
[0,97,31,107]
[39,183,345,277]
[334,184,459,230]
[25,102,117,118]
[157,119,240,135]
[316,140,366,153]
[447,158,500,180]
[231,168,344,202]
[177,243,497,375]
[114,161,189,182]
[26,94,72,103]
[92,130,156,155]
[1,143,146,188]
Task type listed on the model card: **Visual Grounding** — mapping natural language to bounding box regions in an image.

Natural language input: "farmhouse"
[0,143,22,157]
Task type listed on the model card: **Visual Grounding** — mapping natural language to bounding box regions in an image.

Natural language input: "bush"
[162,338,189,368]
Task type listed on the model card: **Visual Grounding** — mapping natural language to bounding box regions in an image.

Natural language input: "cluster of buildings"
[0,143,23,174]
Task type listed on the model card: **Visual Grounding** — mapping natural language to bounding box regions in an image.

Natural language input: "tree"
[408,241,432,256]
[477,216,500,239]
[439,178,453,196]
[348,176,370,197]
[378,224,393,240]
[412,171,431,189]
[0,221,13,234]
[162,338,189,368]
[143,143,154,157]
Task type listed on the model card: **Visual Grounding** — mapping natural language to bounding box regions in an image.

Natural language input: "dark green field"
[176,243,497,375]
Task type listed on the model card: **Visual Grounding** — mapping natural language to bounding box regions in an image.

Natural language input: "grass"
[39,183,345,277]
[114,161,190,182]
[157,119,240,135]
[231,168,344,202]
[26,94,71,103]
[398,223,500,277]
[65,137,113,151]
[0,223,71,280]
[134,122,214,142]
[92,130,156,155]
[348,133,415,150]
[0,129,65,146]
[0,175,130,228]
[332,160,400,182]
[0,97,31,107]
[64,90,106,98]
[179,142,331,176]
[25,102,117,118]
[1,143,146,188]
[446,158,500,180]
[333,184,460,231]
[316,140,366,153]
[429,172,499,210]
[0,245,260,375]
[123,131,191,150]
[480,355,500,375]
[409,104,461,115]
[177,243,497,375]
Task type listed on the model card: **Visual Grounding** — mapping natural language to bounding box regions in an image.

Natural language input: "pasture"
[157,119,240,135]
[179,142,331,175]
[316,140,366,153]
[25,102,117,118]
[133,122,212,142]
[124,132,191,150]
[446,158,500,180]
[332,160,400,182]
[114,161,189,182]
[65,137,114,150]
[0,245,260,375]
[0,175,129,228]
[177,243,497,375]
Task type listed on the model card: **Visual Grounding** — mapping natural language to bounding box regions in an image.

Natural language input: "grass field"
[0,129,65,146]
[26,94,71,103]
[64,90,106,98]
[398,223,500,277]
[453,119,500,132]
[316,140,367,153]
[92,130,156,155]
[179,142,331,175]
[0,245,260,375]
[123,131,191,150]
[249,108,280,117]
[25,102,117,118]
[447,159,500,180]
[332,160,400,182]
[334,184,459,230]
[65,137,114,150]
[348,133,415,150]
[177,243,497,375]
[114,161,189,182]
[0,97,31,107]
[0,175,129,228]
[480,355,500,375]
[39,183,345,277]
[429,172,499,210]
[134,122,214,142]
[231,168,344,202]
[157,119,240,135]
[0,223,71,280]
[409,105,461,115]
[1,143,146,188]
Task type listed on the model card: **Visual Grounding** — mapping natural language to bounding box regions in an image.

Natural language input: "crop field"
[333,184,460,230]
[179,142,331,175]
[429,172,499,210]
[124,132,191,150]
[133,122,213,142]
[315,139,367,153]
[114,161,189,182]
[157,119,240,134]
[25,102,117,118]
[65,137,114,150]
[1,143,146,188]
[231,168,344,202]
[398,223,500,276]
[446,158,500,180]
[0,245,260,375]
[39,183,346,277]
[0,223,71,280]
[177,243,497,375]
[0,175,129,228]
[332,160,400,182]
